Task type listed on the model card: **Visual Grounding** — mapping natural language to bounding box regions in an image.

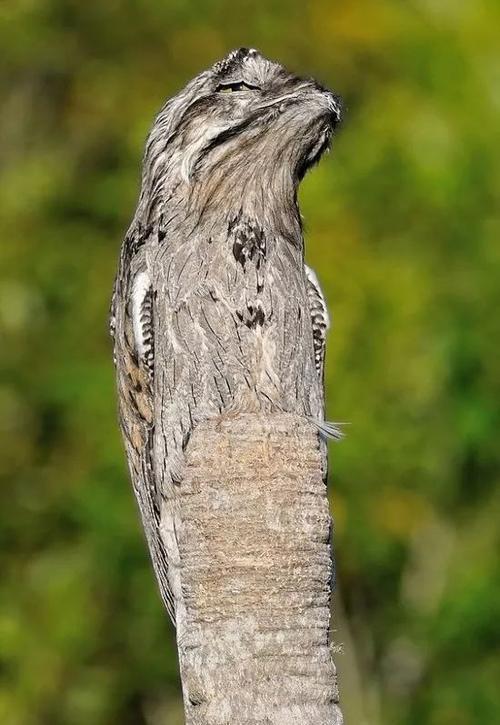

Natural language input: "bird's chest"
[150,221,316,414]
[154,219,305,332]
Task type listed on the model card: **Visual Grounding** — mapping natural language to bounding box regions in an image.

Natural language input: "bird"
[110,47,342,624]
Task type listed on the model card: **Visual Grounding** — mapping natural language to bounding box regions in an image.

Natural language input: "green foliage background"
[1,1,499,723]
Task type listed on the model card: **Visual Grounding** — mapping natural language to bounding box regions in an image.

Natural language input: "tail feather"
[308,418,347,441]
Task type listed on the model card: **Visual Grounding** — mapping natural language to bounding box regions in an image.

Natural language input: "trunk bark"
[161,412,343,725]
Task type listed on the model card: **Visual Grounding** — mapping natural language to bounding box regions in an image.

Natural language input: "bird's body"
[110,48,341,623]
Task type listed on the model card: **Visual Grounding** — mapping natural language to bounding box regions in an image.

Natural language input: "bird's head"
[138,48,342,224]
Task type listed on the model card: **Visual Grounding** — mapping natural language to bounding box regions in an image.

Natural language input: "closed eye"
[215,80,261,93]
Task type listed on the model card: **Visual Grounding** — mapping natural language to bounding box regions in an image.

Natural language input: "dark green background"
[1,1,499,723]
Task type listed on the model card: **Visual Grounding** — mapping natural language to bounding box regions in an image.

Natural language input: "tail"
[308,418,347,441]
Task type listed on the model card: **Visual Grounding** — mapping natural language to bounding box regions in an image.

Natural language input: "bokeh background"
[1,1,499,723]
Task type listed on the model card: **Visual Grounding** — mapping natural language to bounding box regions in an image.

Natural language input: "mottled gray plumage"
[110,48,342,623]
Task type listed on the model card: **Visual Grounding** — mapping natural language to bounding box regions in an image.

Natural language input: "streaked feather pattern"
[110,48,342,624]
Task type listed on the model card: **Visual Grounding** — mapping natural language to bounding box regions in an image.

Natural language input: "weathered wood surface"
[163,413,342,725]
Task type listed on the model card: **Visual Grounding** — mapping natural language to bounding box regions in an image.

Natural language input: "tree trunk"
[161,412,343,725]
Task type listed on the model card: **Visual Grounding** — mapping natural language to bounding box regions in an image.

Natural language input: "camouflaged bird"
[110,48,342,623]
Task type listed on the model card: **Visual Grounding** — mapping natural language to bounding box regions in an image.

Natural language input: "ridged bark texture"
[161,413,343,725]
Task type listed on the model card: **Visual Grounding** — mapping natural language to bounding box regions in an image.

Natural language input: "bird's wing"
[304,263,330,384]
[111,233,176,622]
[304,264,342,442]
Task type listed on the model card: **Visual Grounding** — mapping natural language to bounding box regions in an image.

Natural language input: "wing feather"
[111,237,176,622]
[304,264,330,383]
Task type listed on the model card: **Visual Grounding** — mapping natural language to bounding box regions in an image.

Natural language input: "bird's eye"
[215,80,261,93]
